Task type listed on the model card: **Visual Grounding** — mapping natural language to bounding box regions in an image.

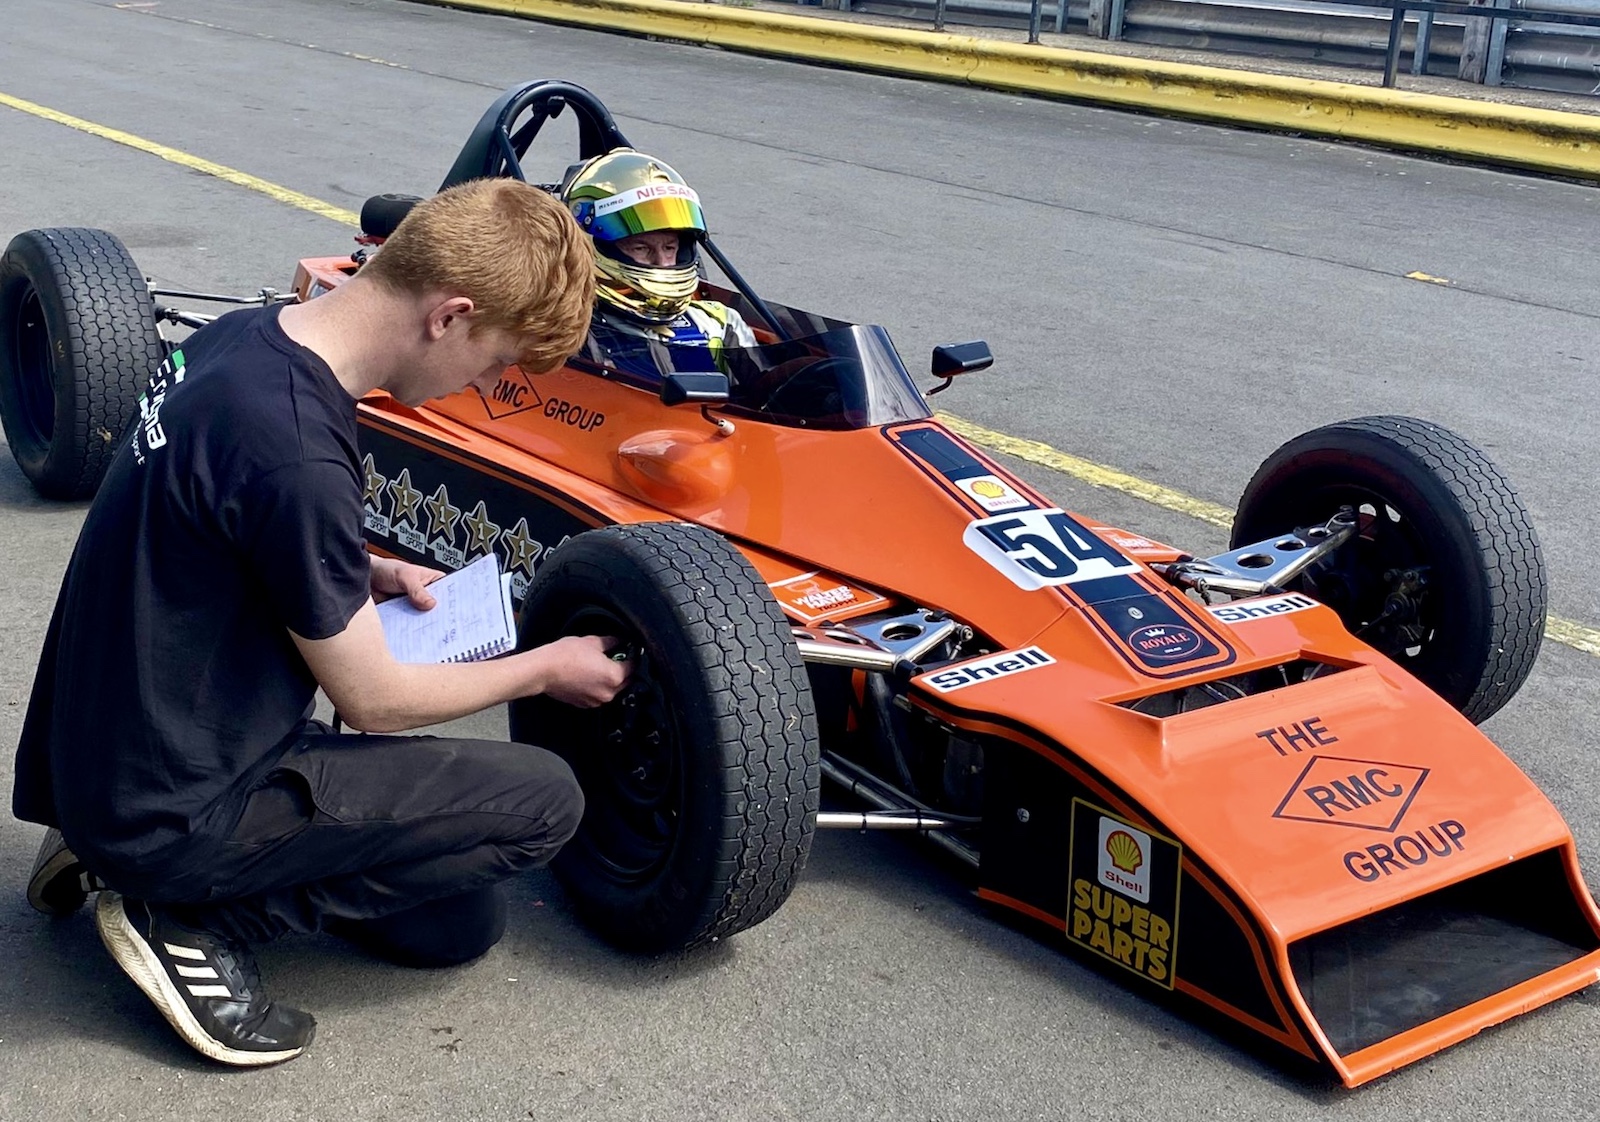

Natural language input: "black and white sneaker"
[27,828,103,916]
[95,892,316,1066]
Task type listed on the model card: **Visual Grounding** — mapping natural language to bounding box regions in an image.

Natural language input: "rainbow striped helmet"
[561,149,707,323]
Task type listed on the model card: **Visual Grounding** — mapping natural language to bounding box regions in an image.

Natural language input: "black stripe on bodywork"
[892,425,1029,490]
[888,423,1235,678]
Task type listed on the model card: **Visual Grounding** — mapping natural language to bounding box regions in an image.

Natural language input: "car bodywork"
[5,77,1595,1088]
[290,199,1600,1087]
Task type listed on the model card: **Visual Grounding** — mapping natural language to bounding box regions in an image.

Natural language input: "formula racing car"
[4,79,1597,1088]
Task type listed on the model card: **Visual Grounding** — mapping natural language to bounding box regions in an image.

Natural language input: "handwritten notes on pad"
[376,553,517,664]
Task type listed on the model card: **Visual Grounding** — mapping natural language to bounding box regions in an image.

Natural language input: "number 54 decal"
[963,508,1140,590]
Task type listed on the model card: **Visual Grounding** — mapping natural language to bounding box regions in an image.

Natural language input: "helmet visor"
[589,184,705,242]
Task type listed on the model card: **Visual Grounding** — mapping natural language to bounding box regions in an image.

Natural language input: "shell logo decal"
[1106,830,1145,875]
[954,472,1030,513]
[1096,815,1155,903]
[1070,802,1180,988]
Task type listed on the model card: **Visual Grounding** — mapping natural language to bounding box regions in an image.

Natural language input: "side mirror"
[929,341,993,395]
[660,371,731,407]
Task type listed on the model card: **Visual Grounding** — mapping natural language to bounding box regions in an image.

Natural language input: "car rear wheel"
[509,522,820,952]
[1231,415,1545,725]
[0,228,165,500]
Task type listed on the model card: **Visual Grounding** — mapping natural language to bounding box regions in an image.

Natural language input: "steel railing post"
[1384,2,1408,85]
[1412,8,1435,73]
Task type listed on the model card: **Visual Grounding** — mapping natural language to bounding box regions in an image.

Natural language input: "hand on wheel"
[537,634,633,707]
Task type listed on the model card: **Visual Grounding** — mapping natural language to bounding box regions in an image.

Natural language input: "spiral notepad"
[376,552,517,664]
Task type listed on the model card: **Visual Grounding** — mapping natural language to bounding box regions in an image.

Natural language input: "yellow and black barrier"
[419,0,1600,180]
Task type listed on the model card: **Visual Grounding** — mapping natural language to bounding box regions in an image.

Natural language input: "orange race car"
[3,79,1596,1088]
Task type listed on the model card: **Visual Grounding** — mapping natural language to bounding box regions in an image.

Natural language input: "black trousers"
[148,729,583,966]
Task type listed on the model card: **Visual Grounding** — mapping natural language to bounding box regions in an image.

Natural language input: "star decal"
[361,454,387,510]
[424,483,463,543]
[386,468,424,527]
[463,500,501,557]
[501,517,544,576]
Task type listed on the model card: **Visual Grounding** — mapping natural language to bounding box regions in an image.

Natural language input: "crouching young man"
[13,179,629,1066]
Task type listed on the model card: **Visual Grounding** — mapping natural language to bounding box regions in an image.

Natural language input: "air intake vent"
[1290,849,1599,1056]
[1117,658,1347,717]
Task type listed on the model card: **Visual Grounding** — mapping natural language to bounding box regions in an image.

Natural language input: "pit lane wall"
[414,0,1600,180]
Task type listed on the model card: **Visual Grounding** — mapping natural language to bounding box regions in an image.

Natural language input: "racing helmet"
[561,149,706,324]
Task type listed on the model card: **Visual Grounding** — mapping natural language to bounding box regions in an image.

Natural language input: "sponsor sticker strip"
[1208,593,1319,624]
[358,439,583,604]
[920,646,1056,693]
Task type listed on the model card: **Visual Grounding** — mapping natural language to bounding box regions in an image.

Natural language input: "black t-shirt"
[12,305,370,888]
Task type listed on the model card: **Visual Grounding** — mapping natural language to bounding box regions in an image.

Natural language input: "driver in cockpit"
[559,149,756,382]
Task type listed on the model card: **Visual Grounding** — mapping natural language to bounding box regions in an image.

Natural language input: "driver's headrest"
[359,194,423,240]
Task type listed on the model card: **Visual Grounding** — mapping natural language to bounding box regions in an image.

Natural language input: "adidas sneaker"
[95,892,315,1066]
[26,828,103,916]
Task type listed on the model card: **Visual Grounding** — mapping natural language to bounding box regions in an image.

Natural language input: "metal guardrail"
[801,0,1600,92]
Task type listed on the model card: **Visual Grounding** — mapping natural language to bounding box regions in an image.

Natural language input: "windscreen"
[717,324,933,430]
[585,323,935,431]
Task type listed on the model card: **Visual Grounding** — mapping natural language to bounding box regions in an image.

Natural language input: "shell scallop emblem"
[971,480,1006,499]
[1106,830,1145,875]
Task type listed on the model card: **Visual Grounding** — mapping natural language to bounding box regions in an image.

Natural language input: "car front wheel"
[1231,414,1546,724]
[510,522,820,952]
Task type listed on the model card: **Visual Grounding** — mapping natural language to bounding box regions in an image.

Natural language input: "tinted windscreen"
[694,324,933,430]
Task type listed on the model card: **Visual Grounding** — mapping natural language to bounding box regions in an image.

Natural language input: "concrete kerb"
[417,0,1600,179]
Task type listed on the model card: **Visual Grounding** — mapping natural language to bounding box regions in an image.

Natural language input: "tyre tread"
[0,227,164,499]
[1233,415,1545,724]
[514,522,819,951]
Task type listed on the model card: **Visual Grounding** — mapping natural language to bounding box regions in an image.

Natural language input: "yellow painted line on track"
[5,89,1600,658]
[938,412,1235,528]
[419,0,1600,181]
[0,92,361,228]
[1546,617,1600,657]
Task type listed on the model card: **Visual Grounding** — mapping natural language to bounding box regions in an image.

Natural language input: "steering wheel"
[750,356,869,423]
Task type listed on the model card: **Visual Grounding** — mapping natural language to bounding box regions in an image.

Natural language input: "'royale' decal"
[1125,624,1205,661]
[920,646,1055,692]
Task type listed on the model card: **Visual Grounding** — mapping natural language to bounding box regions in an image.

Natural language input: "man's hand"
[536,635,634,708]
[369,554,445,610]
[293,608,633,733]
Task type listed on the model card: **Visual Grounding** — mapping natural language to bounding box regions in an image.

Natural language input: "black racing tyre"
[0,228,165,500]
[509,522,820,953]
[1231,415,1546,724]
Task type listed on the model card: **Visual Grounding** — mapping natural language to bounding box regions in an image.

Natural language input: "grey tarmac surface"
[1,0,1598,1118]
